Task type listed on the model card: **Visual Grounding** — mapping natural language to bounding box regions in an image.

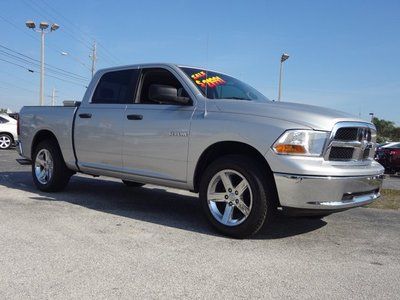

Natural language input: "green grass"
[366,189,400,210]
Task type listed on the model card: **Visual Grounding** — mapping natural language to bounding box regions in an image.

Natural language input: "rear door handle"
[127,114,143,120]
[79,113,92,119]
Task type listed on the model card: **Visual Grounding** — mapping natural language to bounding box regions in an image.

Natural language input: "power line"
[0,80,39,94]
[0,50,88,82]
[0,44,88,80]
[0,57,87,87]
[38,0,122,65]
[23,0,93,51]
[0,79,53,97]
[0,14,92,73]
[97,42,122,65]
[1,68,37,86]
[0,15,38,43]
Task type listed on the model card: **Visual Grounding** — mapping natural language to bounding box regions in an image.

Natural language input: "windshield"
[180,67,269,102]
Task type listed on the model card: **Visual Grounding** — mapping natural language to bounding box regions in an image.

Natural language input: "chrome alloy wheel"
[207,169,253,226]
[34,149,54,185]
[0,135,11,149]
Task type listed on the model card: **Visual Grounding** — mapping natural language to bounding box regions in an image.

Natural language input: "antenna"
[204,33,209,118]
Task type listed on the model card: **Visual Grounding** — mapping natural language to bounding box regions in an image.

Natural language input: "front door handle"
[127,114,143,120]
[79,113,92,119]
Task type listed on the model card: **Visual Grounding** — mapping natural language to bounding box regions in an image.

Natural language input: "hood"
[214,100,368,131]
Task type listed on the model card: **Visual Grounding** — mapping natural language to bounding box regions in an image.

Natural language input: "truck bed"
[18,106,78,170]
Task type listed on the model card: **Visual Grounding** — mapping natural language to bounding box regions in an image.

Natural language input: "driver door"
[122,67,195,183]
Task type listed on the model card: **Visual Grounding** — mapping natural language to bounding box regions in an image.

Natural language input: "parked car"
[17,63,384,238]
[0,113,17,150]
[375,142,400,174]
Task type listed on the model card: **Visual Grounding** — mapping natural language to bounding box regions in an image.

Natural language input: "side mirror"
[148,84,191,105]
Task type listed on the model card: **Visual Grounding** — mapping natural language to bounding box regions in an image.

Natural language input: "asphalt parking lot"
[383,174,400,190]
[0,149,399,299]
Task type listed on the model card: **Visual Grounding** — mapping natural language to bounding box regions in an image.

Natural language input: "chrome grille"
[328,147,354,160]
[334,127,358,141]
[325,122,376,161]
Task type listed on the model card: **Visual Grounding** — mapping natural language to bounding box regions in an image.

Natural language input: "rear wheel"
[199,155,275,238]
[32,140,72,192]
[0,133,12,150]
[122,180,145,188]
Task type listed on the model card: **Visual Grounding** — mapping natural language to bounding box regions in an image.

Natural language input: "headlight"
[272,130,329,156]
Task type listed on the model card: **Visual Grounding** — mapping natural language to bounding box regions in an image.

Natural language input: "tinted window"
[138,68,189,104]
[92,69,139,104]
[0,116,8,124]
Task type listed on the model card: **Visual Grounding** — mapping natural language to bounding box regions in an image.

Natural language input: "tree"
[372,117,400,143]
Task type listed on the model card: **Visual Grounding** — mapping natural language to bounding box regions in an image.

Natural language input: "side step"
[16,158,32,165]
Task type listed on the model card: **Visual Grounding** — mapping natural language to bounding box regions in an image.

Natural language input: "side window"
[138,68,189,104]
[0,117,8,124]
[92,69,139,104]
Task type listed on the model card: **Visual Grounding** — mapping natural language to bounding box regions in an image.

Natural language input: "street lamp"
[60,42,96,78]
[25,20,60,106]
[369,112,374,122]
[278,53,289,101]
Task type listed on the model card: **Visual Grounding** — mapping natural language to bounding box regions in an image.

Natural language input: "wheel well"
[193,141,277,195]
[0,132,14,142]
[31,130,61,160]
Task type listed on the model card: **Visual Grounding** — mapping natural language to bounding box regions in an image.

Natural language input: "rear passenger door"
[122,67,195,183]
[74,68,139,174]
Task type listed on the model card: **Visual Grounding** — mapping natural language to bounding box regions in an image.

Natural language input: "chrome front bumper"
[274,172,384,210]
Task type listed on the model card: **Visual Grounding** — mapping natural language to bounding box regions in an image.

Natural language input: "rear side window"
[0,116,8,124]
[92,69,139,104]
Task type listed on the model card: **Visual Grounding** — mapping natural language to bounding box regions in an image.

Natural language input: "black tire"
[0,133,13,150]
[122,180,145,188]
[32,140,72,192]
[199,155,276,238]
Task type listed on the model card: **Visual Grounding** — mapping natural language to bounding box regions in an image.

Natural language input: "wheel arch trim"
[31,129,65,162]
[192,141,276,194]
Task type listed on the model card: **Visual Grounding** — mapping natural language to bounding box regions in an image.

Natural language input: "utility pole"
[40,29,45,107]
[278,53,290,101]
[25,21,59,106]
[51,88,56,106]
[90,41,97,78]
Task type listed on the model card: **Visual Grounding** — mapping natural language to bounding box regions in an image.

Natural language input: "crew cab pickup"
[17,63,384,238]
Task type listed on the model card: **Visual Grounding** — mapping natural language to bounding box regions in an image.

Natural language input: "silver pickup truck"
[17,63,384,238]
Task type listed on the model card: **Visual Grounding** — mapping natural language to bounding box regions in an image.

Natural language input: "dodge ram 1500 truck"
[17,63,384,238]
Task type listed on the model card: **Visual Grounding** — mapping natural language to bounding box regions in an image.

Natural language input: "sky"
[0,0,399,124]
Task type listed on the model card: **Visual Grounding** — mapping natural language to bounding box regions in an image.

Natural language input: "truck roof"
[96,63,230,77]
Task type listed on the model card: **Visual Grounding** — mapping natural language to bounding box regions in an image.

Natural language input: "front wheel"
[199,155,275,238]
[0,133,12,150]
[32,140,72,192]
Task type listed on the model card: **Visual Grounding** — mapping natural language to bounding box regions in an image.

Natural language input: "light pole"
[25,20,59,106]
[278,53,289,101]
[369,112,374,122]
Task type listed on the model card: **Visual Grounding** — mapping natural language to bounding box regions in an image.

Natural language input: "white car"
[0,114,17,150]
